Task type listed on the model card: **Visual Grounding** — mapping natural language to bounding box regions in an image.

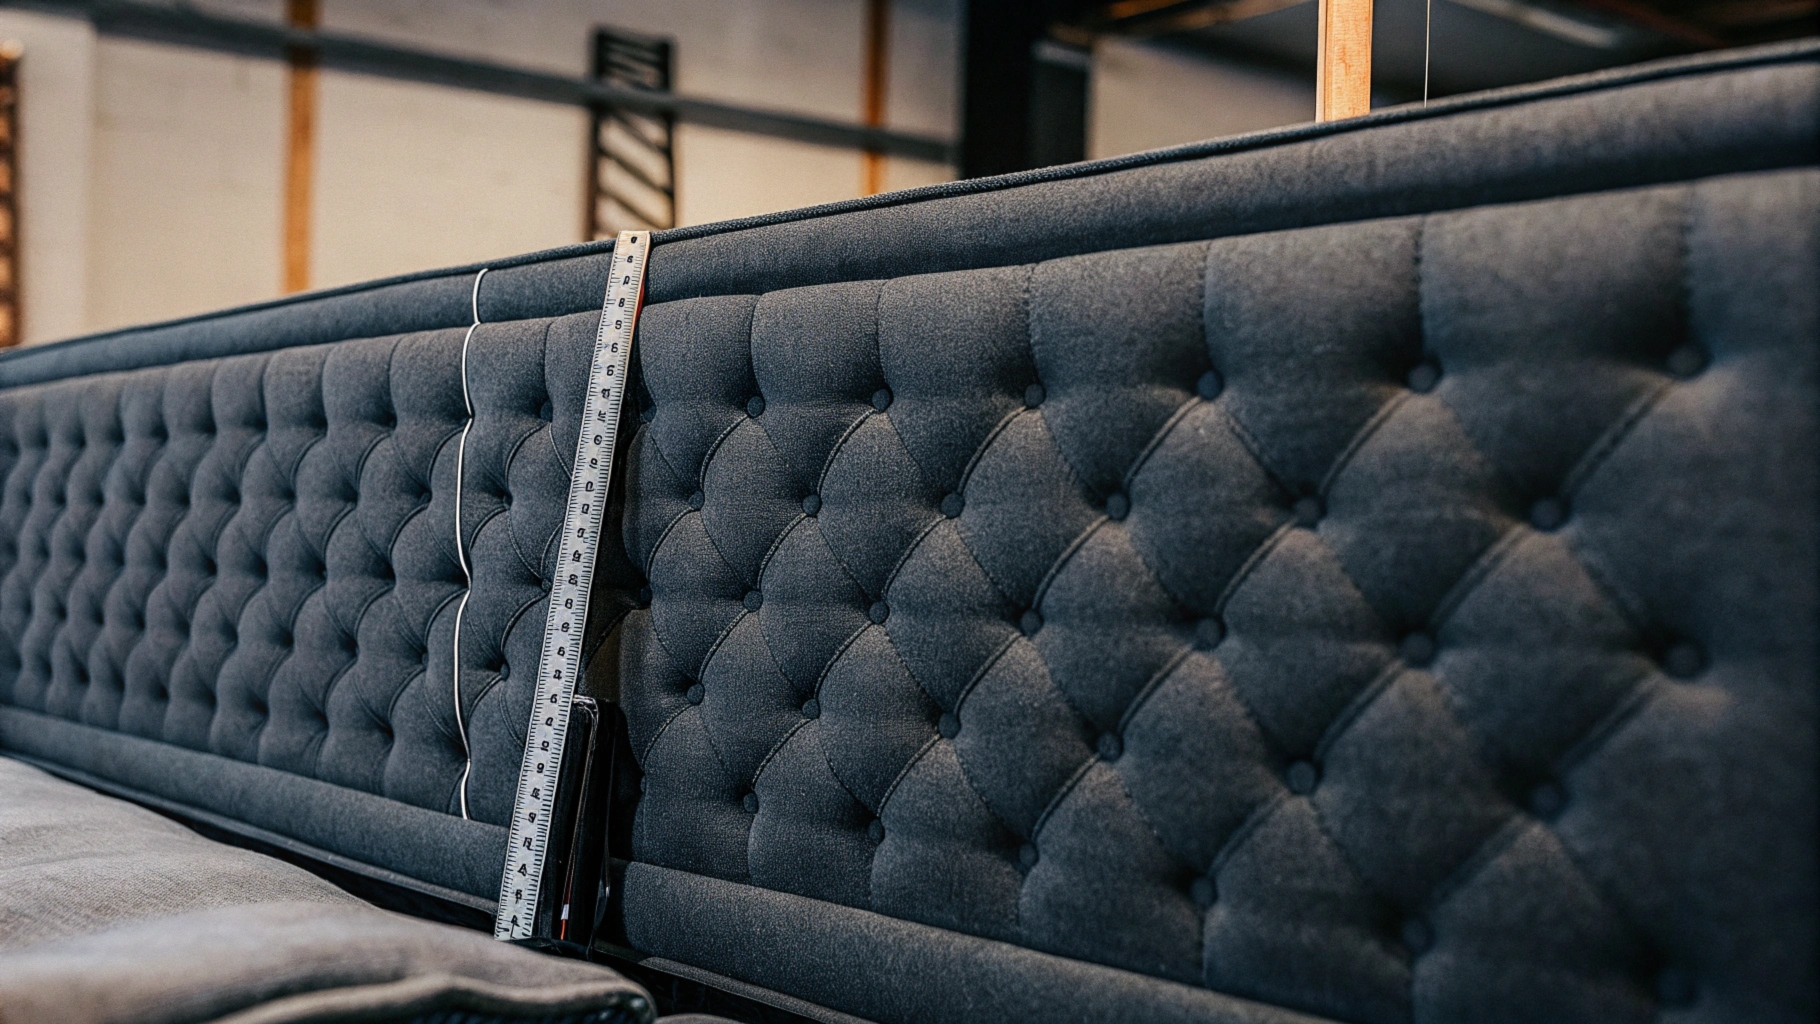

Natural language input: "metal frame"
[2,0,953,162]
[587,28,676,239]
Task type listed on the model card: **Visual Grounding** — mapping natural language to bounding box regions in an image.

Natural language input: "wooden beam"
[861,0,890,196]
[282,0,318,294]
[1316,0,1373,121]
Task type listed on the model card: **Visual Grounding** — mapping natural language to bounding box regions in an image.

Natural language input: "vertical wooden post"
[861,0,890,196]
[1316,0,1373,121]
[0,41,21,348]
[283,0,319,294]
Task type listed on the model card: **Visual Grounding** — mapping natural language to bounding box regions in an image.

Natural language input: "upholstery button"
[743,590,763,612]
[1190,876,1217,909]
[742,792,759,814]
[500,491,513,509]
[1018,843,1039,869]
[496,662,510,680]
[871,388,893,412]
[802,494,821,516]
[1407,361,1441,393]
[746,395,766,418]
[1666,345,1707,379]
[1105,493,1130,521]
[801,698,820,719]
[685,683,704,705]
[639,404,655,423]
[1662,641,1704,679]
[1529,781,1566,818]
[1023,383,1045,409]
[1400,631,1436,667]
[1656,967,1697,1008]
[1292,495,1323,527]
[1286,759,1319,795]
[687,490,704,510]
[1196,370,1223,401]
[1529,497,1567,531]
[379,412,396,429]
[1097,733,1123,761]
[937,712,960,739]
[939,492,964,518]
[1402,918,1434,955]
[1019,609,1044,636]
[867,819,885,844]
[868,601,890,625]
[540,576,552,592]
[1195,617,1225,650]
[538,399,554,422]
[636,585,652,606]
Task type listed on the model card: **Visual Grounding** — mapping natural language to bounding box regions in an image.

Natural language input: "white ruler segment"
[495,230,650,940]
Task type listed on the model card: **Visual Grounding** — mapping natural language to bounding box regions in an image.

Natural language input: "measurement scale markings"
[496,230,650,940]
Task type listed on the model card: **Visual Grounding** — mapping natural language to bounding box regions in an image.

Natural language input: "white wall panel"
[86,37,284,334]
[0,10,96,345]
[311,72,588,290]
[1089,38,1313,160]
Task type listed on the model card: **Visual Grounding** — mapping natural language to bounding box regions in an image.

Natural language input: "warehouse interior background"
[0,0,1810,347]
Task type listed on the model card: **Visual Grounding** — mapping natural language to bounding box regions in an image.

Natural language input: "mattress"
[1,39,1815,1024]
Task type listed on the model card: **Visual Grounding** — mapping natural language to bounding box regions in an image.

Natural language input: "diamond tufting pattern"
[0,46,1813,1024]
[0,313,611,828]
[616,172,1817,1024]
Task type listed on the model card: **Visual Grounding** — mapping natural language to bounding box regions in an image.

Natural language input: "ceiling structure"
[1055,0,1816,97]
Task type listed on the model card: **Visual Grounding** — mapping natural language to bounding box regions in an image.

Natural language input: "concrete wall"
[1088,38,1313,160]
[14,0,961,342]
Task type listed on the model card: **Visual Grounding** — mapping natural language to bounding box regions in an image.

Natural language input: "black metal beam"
[2,0,955,163]
[960,0,1091,178]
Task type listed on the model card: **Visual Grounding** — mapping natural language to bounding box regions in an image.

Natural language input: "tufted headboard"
[2,40,1816,1024]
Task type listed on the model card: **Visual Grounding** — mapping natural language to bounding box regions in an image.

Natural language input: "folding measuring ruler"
[495,230,650,945]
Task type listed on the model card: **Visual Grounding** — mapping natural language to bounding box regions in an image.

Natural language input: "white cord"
[451,266,488,820]
[1424,0,1434,106]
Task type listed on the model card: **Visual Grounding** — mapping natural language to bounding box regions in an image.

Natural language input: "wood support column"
[1316,0,1373,121]
[283,0,319,294]
[861,0,889,195]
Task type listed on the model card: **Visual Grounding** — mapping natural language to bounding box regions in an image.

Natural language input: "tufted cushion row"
[0,40,1815,1024]
[0,314,642,896]
[614,168,1818,1024]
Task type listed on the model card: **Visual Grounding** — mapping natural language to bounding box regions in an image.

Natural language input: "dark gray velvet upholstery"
[0,41,1815,1024]
[617,168,1818,1024]
[0,313,613,887]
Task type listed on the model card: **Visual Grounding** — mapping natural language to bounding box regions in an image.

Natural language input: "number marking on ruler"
[495,230,650,940]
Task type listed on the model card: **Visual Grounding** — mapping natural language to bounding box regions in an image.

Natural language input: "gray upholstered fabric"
[0,40,1814,1024]
[615,168,1818,1024]
[0,756,654,1024]
[0,753,360,950]
[0,312,623,894]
